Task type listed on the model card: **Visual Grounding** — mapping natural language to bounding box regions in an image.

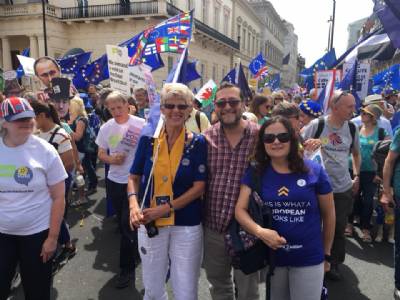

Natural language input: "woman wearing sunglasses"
[235,116,335,300]
[250,94,273,125]
[128,83,207,300]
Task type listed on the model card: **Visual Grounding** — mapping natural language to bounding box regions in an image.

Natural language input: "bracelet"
[324,254,332,263]
[127,192,137,198]
[353,174,359,178]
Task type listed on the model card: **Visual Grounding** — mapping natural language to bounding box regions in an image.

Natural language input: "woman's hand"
[142,205,170,224]
[129,206,144,230]
[381,190,395,212]
[324,261,331,272]
[373,175,382,184]
[41,236,57,263]
[256,227,287,250]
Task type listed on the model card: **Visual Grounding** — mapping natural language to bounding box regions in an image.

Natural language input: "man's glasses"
[214,98,241,108]
[163,103,189,110]
[263,132,291,144]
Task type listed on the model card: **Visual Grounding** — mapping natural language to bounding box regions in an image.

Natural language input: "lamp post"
[329,0,336,51]
[41,0,48,56]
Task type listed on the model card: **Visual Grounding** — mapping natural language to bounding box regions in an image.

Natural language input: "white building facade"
[0,0,298,90]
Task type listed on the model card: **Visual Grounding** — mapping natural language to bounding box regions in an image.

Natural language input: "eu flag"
[372,64,400,94]
[165,50,201,84]
[300,49,337,76]
[265,74,281,91]
[222,63,252,99]
[57,52,92,74]
[249,52,266,76]
[73,54,109,89]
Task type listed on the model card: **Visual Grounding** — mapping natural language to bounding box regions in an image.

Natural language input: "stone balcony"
[0,3,60,18]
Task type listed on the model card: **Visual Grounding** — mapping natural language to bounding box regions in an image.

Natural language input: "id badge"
[155,195,171,218]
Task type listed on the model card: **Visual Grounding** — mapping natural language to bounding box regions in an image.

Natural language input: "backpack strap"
[314,117,325,139]
[348,121,356,151]
[48,126,61,148]
[195,110,201,133]
[378,127,385,141]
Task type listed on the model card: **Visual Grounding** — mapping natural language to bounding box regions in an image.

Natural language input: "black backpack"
[313,117,356,152]
[48,126,61,150]
[372,128,393,178]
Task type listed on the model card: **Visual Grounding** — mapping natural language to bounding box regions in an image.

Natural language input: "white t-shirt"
[0,135,68,235]
[96,115,145,184]
[37,125,72,154]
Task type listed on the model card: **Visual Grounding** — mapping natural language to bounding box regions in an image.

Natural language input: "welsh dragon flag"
[196,79,217,108]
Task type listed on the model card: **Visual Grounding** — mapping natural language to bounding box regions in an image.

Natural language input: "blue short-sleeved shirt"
[130,133,207,226]
[241,159,332,267]
[390,129,400,196]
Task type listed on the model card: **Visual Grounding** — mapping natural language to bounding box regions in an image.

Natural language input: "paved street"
[10,165,395,300]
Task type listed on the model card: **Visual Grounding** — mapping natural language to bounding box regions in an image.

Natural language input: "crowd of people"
[1,55,400,300]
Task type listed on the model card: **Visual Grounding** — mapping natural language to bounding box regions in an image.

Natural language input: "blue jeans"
[82,152,97,189]
[356,172,378,229]
[395,197,400,289]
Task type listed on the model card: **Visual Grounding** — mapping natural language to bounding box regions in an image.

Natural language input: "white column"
[1,36,12,71]
[29,35,39,59]
[37,35,46,57]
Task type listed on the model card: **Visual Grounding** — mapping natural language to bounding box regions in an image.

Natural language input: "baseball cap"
[0,97,35,122]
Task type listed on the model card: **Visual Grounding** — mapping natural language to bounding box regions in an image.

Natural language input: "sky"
[269,0,374,67]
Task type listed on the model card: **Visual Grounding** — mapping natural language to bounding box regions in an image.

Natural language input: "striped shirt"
[203,120,259,233]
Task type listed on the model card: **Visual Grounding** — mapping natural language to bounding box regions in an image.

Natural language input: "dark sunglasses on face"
[214,98,241,108]
[163,103,189,110]
[263,132,291,144]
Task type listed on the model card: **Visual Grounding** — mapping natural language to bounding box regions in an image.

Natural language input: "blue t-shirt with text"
[241,159,332,267]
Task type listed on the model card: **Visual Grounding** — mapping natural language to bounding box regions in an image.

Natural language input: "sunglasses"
[332,91,349,105]
[214,98,241,108]
[263,132,291,144]
[163,103,189,110]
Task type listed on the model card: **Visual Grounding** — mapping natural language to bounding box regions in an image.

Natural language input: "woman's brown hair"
[253,116,308,175]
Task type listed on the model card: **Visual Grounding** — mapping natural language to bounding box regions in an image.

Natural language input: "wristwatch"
[324,254,332,263]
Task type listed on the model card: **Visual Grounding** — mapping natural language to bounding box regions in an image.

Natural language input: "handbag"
[224,167,273,275]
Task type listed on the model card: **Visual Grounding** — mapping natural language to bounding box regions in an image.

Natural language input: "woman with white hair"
[128,83,207,300]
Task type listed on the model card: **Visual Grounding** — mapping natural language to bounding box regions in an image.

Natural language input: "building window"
[214,4,220,30]
[212,64,217,81]
[200,63,205,86]
[224,13,229,35]
[248,32,251,53]
[252,35,255,55]
[237,24,241,43]
[188,0,194,10]
[222,66,226,78]
[242,28,246,50]
[168,56,173,73]
[202,0,208,24]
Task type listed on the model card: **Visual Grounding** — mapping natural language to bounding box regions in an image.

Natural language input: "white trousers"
[138,224,203,300]
[270,263,324,300]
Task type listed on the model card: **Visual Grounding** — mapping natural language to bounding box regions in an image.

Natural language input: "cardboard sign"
[106,45,130,95]
[343,62,370,100]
